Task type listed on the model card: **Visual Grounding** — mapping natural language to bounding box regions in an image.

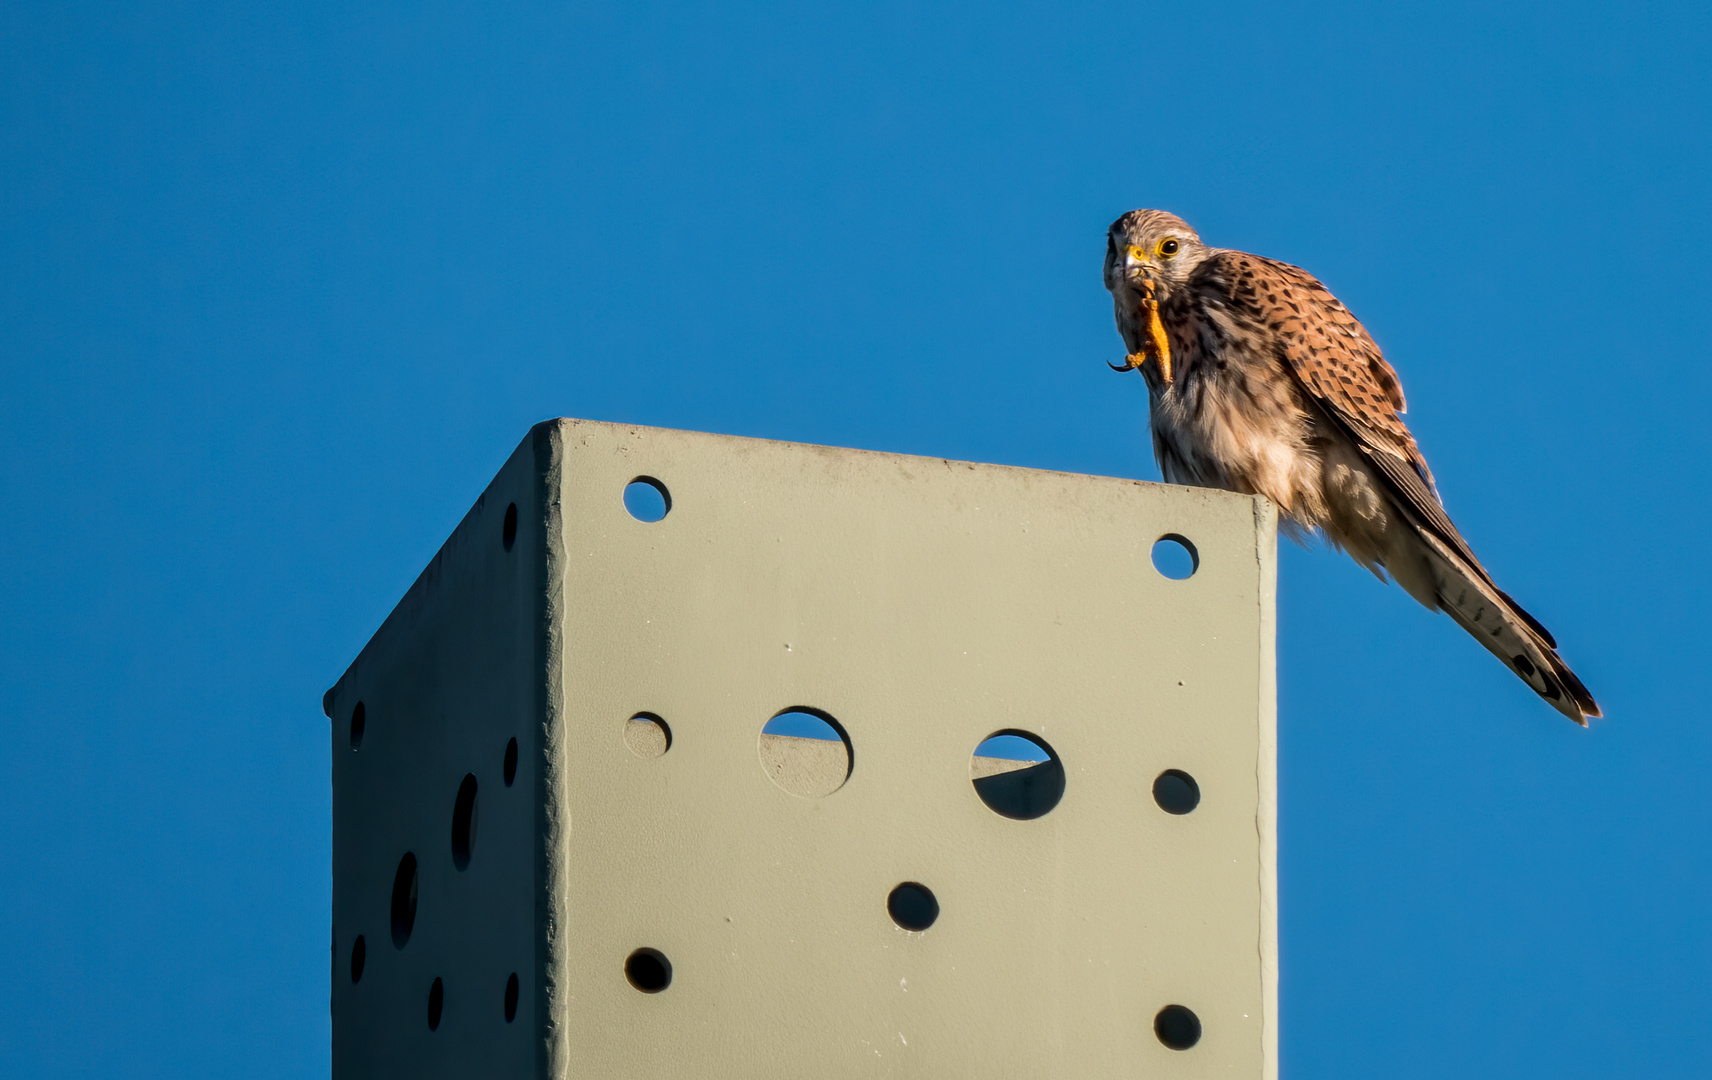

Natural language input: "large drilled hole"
[887,882,940,932]
[450,774,478,870]
[502,502,518,551]
[625,948,672,993]
[427,977,444,1031]
[758,708,852,798]
[970,731,1065,820]
[503,736,518,786]
[504,972,519,1022]
[349,935,366,983]
[623,477,670,523]
[390,852,418,949]
[624,713,671,759]
[1155,1004,1202,1050]
[1153,769,1201,815]
[1151,534,1199,580]
[349,702,365,750]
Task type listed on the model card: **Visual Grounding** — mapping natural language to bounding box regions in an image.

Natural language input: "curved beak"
[1123,246,1154,285]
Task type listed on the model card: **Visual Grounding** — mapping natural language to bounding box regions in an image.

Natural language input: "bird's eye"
[1159,238,1180,257]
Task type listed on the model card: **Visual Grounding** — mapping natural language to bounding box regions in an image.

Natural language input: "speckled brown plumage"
[1104,209,1598,723]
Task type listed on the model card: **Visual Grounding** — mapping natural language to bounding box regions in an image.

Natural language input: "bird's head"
[1103,209,1208,301]
[1103,209,1208,384]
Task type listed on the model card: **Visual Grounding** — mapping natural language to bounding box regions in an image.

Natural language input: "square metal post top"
[325,418,1278,1079]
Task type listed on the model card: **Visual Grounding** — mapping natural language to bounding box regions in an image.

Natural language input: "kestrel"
[1103,209,1599,723]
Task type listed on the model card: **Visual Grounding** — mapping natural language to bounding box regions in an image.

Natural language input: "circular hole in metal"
[502,502,518,551]
[450,774,478,870]
[886,882,940,932]
[504,972,519,1023]
[1151,534,1199,580]
[427,977,444,1031]
[758,709,852,798]
[349,702,365,751]
[390,852,418,949]
[623,477,670,523]
[1155,1004,1202,1050]
[1153,769,1200,815]
[625,948,672,993]
[503,737,518,787]
[970,731,1065,820]
[349,935,366,983]
[625,714,671,759]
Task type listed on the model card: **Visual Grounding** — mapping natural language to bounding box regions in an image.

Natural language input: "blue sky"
[3,2,1710,1076]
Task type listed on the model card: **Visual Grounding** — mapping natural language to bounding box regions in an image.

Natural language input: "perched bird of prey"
[1103,209,1598,723]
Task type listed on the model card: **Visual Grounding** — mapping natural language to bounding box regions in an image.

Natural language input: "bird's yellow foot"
[1143,305,1173,384]
[1107,300,1175,384]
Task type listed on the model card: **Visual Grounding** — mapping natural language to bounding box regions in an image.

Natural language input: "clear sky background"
[3,2,1709,1076]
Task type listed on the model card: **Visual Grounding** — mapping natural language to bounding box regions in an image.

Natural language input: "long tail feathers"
[1413,529,1601,724]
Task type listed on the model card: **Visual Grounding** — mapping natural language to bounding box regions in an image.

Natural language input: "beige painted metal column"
[327,417,1277,1079]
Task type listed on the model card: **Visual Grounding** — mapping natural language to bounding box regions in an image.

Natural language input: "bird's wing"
[1209,251,1481,570]
[1209,251,1599,721]
[1209,253,1425,473]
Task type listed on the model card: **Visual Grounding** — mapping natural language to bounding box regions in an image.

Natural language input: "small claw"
[1108,359,1134,373]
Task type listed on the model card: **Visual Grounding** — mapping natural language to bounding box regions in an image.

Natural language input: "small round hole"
[427,977,444,1031]
[450,774,478,870]
[887,882,940,932]
[349,702,365,751]
[504,972,519,1023]
[758,709,852,798]
[350,935,366,983]
[503,737,518,787]
[1155,1004,1202,1050]
[625,948,672,993]
[623,477,671,523]
[390,852,418,949]
[1153,769,1200,815]
[624,714,671,759]
[970,731,1065,820]
[1151,535,1199,580]
[502,502,518,551]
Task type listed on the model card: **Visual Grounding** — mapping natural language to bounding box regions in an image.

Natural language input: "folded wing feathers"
[1209,251,1597,723]
[1328,411,1599,723]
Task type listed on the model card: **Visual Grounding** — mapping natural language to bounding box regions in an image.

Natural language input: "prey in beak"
[1108,247,1173,384]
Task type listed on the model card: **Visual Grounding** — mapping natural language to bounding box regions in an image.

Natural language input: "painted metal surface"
[326,418,1277,1078]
